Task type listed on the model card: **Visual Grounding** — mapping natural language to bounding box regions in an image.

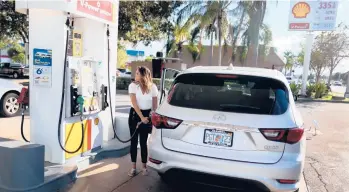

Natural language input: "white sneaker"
[142,168,148,176]
[128,168,136,177]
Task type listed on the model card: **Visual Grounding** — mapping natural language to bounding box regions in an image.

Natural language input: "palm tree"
[284,51,294,76]
[229,1,247,63]
[204,23,217,65]
[243,1,268,67]
[187,26,204,63]
[230,23,272,66]
[178,1,232,66]
[165,18,194,60]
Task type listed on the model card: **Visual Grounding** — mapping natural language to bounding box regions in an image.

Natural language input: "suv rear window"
[168,73,289,115]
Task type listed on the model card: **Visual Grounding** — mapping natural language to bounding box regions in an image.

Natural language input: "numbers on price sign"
[36,68,43,74]
[319,2,336,9]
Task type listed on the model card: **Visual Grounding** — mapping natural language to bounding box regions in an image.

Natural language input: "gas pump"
[13,0,122,167]
[57,14,108,155]
[18,14,109,157]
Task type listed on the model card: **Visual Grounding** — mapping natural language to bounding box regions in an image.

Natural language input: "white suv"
[149,66,305,192]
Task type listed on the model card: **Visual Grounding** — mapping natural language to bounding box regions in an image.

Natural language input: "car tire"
[158,173,171,184]
[0,93,20,117]
[13,72,19,79]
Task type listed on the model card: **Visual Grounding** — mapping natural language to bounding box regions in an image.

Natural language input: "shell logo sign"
[292,2,311,18]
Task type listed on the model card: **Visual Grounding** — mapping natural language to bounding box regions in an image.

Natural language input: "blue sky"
[126,0,349,75]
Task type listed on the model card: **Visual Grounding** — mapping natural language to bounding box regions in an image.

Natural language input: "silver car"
[0,78,23,117]
[149,66,305,192]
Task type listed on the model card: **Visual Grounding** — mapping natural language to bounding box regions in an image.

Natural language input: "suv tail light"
[151,113,182,129]
[259,128,304,144]
[277,179,297,184]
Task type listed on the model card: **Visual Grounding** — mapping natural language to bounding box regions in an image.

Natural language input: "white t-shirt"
[128,82,159,110]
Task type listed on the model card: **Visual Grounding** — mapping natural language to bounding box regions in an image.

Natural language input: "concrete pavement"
[298,102,349,192]
[63,154,308,192]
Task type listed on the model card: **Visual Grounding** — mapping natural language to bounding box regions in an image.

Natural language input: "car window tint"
[168,73,289,115]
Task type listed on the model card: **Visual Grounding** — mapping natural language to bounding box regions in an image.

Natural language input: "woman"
[128,66,158,177]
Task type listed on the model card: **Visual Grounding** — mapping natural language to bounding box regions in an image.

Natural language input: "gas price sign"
[288,1,339,31]
[33,48,52,87]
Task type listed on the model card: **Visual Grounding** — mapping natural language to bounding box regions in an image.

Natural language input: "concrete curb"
[77,145,131,170]
[299,172,309,192]
[297,99,349,104]
[0,165,78,192]
[0,144,131,192]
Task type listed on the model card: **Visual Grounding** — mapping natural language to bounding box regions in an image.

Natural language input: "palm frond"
[165,39,176,57]
[190,26,201,44]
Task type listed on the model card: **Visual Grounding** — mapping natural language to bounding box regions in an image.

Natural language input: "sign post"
[301,33,314,96]
[288,1,339,96]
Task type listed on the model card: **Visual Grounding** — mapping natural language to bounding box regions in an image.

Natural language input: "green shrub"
[290,83,301,96]
[115,77,132,90]
[306,84,315,97]
[314,82,328,98]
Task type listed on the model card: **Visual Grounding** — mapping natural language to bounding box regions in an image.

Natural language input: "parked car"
[117,68,127,73]
[149,66,304,192]
[120,71,131,78]
[286,76,296,84]
[116,69,121,77]
[0,78,23,117]
[0,62,29,78]
[332,81,342,86]
[117,68,131,78]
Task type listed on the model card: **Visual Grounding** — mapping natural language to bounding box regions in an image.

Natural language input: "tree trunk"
[246,17,259,67]
[316,71,321,84]
[327,59,334,85]
[209,32,214,66]
[231,8,246,63]
[328,67,334,85]
[217,12,222,66]
[246,8,263,67]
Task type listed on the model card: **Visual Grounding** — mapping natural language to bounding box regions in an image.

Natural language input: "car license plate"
[203,129,233,147]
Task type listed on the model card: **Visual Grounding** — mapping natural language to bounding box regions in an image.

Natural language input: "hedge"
[116,77,173,90]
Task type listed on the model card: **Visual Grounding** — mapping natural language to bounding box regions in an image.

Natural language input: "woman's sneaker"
[142,168,148,176]
[128,168,136,177]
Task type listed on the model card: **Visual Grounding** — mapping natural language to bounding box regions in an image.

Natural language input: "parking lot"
[1,77,349,192]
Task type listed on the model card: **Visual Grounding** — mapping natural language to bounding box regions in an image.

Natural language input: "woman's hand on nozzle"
[141,116,149,124]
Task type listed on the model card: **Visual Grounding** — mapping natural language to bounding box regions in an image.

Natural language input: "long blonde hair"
[137,66,153,94]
